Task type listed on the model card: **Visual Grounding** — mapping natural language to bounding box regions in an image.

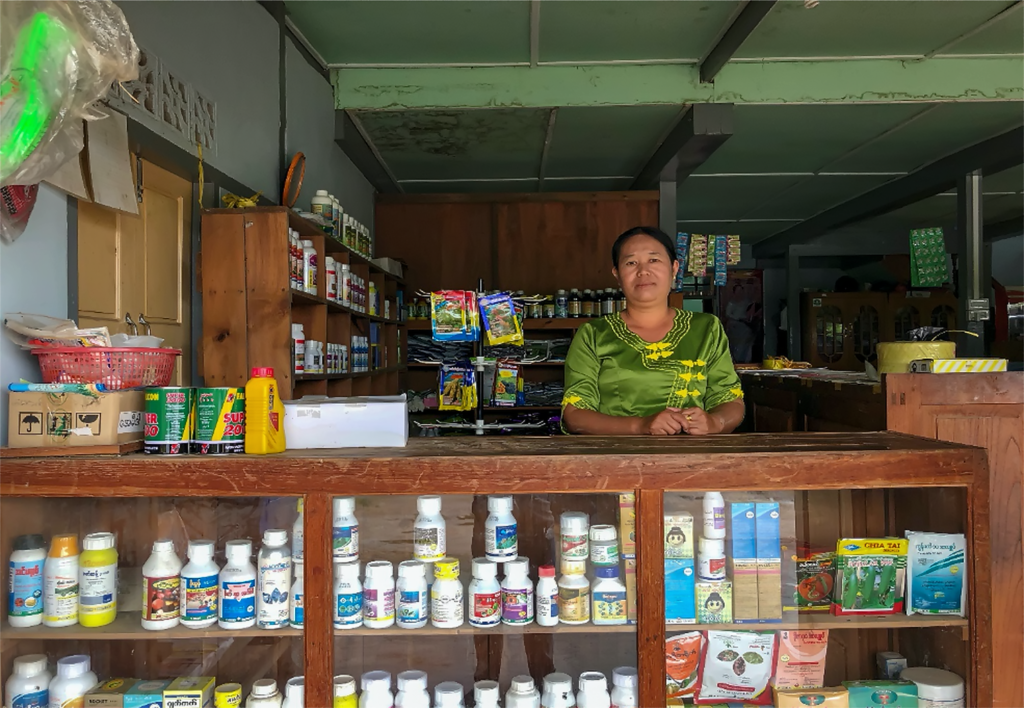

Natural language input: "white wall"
[0,185,70,444]
[285,38,376,229]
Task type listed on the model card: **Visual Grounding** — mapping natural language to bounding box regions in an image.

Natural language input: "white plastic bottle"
[541,674,575,708]
[9,534,46,628]
[292,498,304,561]
[485,495,518,561]
[413,496,446,562]
[363,560,395,629]
[301,241,316,295]
[334,676,358,708]
[282,678,304,708]
[396,560,428,629]
[6,655,51,708]
[292,324,305,375]
[589,526,619,566]
[219,540,257,630]
[248,680,283,708]
[506,676,541,708]
[468,557,501,628]
[558,560,590,626]
[702,492,726,540]
[560,512,590,561]
[334,561,363,629]
[576,673,610,708]
[501,557,534,626]
[697,537,726,581]
[592,566,627,626]
[609,668,637,708]
[475,682,500,708]
[290,559,304,629]
[312,189,333,221]
[359,672,393,708]
[333,497,359,561]
[434,683,464,708]
[536,564,559,627]
[257,529,292,630]
[48,655,97,708]
[43,534,79,628]
[395,672,429,708]
[431,557,464,628]
[181,540,220,629]
[141,538,182,630]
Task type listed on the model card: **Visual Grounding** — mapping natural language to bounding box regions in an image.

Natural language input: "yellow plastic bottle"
[245,367,286,454]
[79,532,117,627]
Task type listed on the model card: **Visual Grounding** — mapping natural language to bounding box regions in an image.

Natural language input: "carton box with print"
[86,679,139,708]
[8,390,144,449]
[125,680,172,708]
[665,558,696,624]
[619,493,636,558]
[163,677,215,708]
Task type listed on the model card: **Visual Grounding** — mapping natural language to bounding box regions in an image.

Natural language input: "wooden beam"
[633,104,734,190]
[334,110,402,193]
[699,0,778,84]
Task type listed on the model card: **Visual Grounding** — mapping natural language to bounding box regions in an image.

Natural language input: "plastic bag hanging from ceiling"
[0,0,139,187]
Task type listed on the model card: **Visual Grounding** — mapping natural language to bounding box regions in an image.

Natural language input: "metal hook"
[138,314,151,336]
[125,313,137,336]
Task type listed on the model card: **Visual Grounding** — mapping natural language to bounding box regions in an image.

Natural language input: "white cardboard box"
[284,395,408,449]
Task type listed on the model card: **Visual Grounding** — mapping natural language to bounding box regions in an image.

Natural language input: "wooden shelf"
[2,612,303,640]
[666,614,970,632]
[336,622,634,636]
[407,318,587,332]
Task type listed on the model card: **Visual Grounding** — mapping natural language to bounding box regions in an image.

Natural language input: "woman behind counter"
[562,226,745,436]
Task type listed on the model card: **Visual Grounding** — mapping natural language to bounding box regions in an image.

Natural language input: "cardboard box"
[665,558,696,624]
[87,679,139,708]
[664,513,694,559]
[843,681,918,708]
[909,357,1007,373]
[730,502,759,622]
[876,652,908,680]
[624,557,637,623]
[696,580,732,623]
[756,502,782,621]
[163,677,215,708]
[619,493,636,558]
[283,395,407,448]
[125,680,172,708]
[8,391,144,449]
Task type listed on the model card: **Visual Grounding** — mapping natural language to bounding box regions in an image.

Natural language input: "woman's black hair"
[612,226,677,268]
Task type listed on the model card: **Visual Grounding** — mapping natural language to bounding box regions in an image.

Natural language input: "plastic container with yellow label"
[79,533,117,627]
[245,367,286,455]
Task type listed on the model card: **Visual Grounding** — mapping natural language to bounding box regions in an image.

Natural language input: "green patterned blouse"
[561,309,744,421]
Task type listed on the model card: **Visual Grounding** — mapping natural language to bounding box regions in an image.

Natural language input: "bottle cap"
[590,524,617,542]
[578,672,607,693]
[14,534,45,551]
[612,667,638,688]
[560,511,589,531]
[13,654,48,676]
[434,557,460,580]
[698,537,725,554]
[263,529,289,547]
[333,675,356,698]
[56,655,91,679]
[417,495,442,516]
[504,557,529,577]
[361,671,392,691]
[543,673,572,692]
[251,680,278,698]
[397,670,428,692]
[49,534,79,558]
[152,539,176,554]
[538,564,556,578]
[557,289,566,295]
[251,367,274,378]
[899,667,965,701]
[510,676,535,694]
[316,189,329,196]
[474,681,499,704]
[83,532,115,551]
[560,559,587,576]
[285,677,304,699]
[471,557,497,580]
[225,540,252,559]
[365,560,393,580]
[595,566,619,579]
[434,682,464,708]
[487,495,513,513]
[399,560,426,579]
[333,497,356,516]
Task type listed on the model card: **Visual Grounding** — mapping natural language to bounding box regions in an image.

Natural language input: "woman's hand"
[639,409,689,436]
[677,407,725,436]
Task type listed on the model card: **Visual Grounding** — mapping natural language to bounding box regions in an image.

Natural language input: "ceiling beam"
[633,104,734,189]
[752,126,1024,258]
[986,215,1024,243]
[529,0,540,68]
[537,108,558,191]
[333,110,402,193]
[331,57,1023,110]
[699,0,778,84]
[924,1,1023,58]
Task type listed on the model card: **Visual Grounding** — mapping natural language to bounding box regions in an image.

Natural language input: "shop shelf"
[334,623,634,637]
[1,612,303,640]
[665,614,970,632]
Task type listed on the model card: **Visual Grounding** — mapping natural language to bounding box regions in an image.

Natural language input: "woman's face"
[613,233,678,306]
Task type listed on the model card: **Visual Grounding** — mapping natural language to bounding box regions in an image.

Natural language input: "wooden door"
[887,373,1024,708]
[78,159,193,385]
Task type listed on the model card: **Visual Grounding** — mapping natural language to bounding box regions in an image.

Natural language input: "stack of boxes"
[619,493,637,623]
[664,512,695,624]
[85,678,214,708]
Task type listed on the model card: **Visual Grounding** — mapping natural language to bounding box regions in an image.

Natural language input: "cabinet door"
[802,294,847,369]
[847,294,887,370]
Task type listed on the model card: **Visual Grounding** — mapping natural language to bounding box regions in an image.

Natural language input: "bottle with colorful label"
[182,540,220,629]
[468,558,501,628]
[142,539,182,630]
[219,540,256,630]
[43,534,78,628]
[9,534,45,628]
[334,561,363,629]
[485,496,518,561]
[244,367,286,455]
[78,533,117,628]
[333,497,359,561]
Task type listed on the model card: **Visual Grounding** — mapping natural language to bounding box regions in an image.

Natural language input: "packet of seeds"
[832,538,907,616]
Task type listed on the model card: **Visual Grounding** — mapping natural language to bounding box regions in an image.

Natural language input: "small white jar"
[501,557,534,626]
[900,667,965,708]
[334,561,363,629]
[7,654,51,708]
[333,497,359,561]
[181,540,220,629]
[434,682,464,708]
[413,495,446,562]
[247,679,282,708]
[541,673,575,708]
[697,537,726,581]
[702,492,726,539]
[591,566,627,626]
[360,672,393,708]
[610,668,638,708]
[48,655,97,708]
[282,677,304,708]
[468,558,501,628]
[506,676,541,708]
[535,564,559,627]
[363,561,395,629]
[142,538,182,630]
[396,560,428,629]
[576,673,610,708]
[589,525,619,566]
[395,671,429,708]
[485,495,518,561]
[558,560,590,625]
[560,512,590,560]
[474,681,500,708]
[430,557,464,628]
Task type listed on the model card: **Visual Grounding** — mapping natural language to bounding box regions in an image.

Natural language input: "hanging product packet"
[674,233,690,291]
[694,630,776,705]
[439,364,477,411]
[480,292,523,346]
[492,361,520,407]
[431,291,478,342]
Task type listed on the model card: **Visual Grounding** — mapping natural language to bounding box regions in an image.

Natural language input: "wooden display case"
[200,207,407,399]
[0,434,991,707]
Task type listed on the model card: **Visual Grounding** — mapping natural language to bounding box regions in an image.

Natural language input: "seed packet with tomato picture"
[666,631,704,704]
[792,546,835,613]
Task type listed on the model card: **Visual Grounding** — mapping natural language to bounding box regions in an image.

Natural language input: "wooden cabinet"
[200,207,407,399]
[802,290,958,370]
[0,435,994,707]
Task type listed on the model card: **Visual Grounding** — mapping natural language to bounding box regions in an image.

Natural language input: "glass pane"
[663,489,972,703]
[815,306,844,363]
[1,497,303,704]
[853,305,880,363]
[331,493,636,706]
[931,304,956,330]
[894,306,921,340]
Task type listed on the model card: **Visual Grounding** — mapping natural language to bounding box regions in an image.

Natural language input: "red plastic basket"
[32,347,182,390]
